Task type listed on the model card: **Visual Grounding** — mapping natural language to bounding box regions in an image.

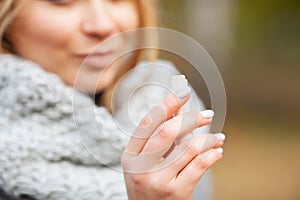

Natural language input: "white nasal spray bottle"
[170,75,190,115]
[170,75,191,143]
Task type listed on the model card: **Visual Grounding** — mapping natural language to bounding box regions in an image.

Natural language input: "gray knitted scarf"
[0,54,186,199]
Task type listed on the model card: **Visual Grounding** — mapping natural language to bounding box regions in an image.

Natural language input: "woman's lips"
[75,51,117,70]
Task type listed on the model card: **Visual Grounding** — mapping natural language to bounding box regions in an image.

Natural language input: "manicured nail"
[215,133,226,141]
[216,147,223,154]
[176,87,191,99]
[200,110,214,119]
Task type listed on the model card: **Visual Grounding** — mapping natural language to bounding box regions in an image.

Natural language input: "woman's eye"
[48,0,74,5]
[109,0,128,2]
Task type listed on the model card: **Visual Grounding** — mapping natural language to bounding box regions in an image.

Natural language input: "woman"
[0,0,225,199]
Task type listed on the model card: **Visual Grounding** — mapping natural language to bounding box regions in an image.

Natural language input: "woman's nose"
[82,1,116,39]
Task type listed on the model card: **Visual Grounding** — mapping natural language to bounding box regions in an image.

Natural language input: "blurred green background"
[158,0,300,199]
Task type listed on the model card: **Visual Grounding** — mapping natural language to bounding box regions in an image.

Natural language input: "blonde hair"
[0,0,23,53]
[0,0,158,110]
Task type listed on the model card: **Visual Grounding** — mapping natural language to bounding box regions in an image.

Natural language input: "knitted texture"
[0,54,130,199]
[0,54,207,199]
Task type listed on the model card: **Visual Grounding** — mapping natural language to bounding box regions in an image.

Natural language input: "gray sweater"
[0,54,209,200]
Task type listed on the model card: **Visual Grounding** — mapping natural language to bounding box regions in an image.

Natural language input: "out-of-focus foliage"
[231,0,300,123]
[159,0,300,127]
[157,0,186,31]
[235,0,300,62]
[158,1,300,200]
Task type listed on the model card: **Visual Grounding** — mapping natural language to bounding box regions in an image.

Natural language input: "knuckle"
[161,186,173,197]
[194,157,209,169]
[149,177,172,197]
[157,127,170,140]
[201,134,218,149]
[162,97,179,114]
[183,142,199,157]
[130,174,146,186]
[197,134,215,146]
[138,113,152,128]
[157,125,176,141]
[163,98,174,109]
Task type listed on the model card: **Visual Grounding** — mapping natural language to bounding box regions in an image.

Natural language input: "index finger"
[125,87,192,154]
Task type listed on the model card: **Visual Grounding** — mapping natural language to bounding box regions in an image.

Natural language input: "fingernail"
[200,110,214,119]
[176,87,191,99]
[216,147,223,154]
[215,133,226,141]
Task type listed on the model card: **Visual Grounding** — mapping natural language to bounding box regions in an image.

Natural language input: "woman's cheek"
[13,4,77,51]
[113,5,140,30]
[25,13,75,48]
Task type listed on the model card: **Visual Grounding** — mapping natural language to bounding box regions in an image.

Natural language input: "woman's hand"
[121,87,225,200]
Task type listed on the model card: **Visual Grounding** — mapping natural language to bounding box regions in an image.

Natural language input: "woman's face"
[10,0,139,92]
